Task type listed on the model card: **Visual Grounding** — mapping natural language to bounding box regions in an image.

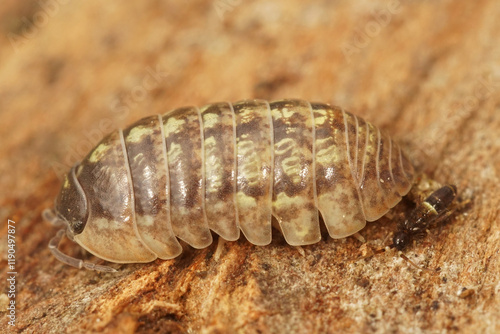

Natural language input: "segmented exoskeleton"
[44,99,415,271]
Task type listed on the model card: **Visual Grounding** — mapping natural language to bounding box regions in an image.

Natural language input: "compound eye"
[70,220,85,234]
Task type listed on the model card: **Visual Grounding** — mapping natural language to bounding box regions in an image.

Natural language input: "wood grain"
[1,1,499,333]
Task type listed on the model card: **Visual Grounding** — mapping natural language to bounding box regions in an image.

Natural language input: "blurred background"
[0,1,499,333]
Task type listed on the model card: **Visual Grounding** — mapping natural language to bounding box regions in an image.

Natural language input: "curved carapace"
[48,99,415,264]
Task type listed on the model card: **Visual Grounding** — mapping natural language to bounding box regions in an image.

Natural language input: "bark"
[0,1,499,333]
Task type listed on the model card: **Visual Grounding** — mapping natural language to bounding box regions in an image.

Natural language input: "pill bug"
[44,99,420,272]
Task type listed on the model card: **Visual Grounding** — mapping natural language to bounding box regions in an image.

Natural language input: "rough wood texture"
[1,1,499,333]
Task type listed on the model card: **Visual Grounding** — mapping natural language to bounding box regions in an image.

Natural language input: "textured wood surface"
[1,1,499,333]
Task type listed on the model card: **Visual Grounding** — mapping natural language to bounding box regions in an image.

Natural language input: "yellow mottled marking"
[89,143,110,163]
[127,126,154,143]
[238,140,261,186]
[317,191,366,238]
[238,109,254,123]
[274,193,313,238]
[274,138,295,155]
[202,112,219,129]
[240,161,260,186]
[275,192,302,208]
[92,217,125,231]
[63,176,70,188]
[366,125,377,155]
[237,192,257,208]
[204,136,217,147]
[281,108,296,119]
[164,117,186,134]
[314,109,327,116]
[315,137,332,148]
[168,142,182,161]
[314,115,326,126]
[133,153,144,164]
[316,144,341,166]
[281,156,301,184]
[136,215,155,227]
[238,140,253,153]
[205,136,223,191]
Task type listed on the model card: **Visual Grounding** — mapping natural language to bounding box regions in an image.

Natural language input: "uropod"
[43,99,458,272]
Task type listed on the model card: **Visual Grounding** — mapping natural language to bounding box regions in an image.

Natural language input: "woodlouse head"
[51,164,88,236]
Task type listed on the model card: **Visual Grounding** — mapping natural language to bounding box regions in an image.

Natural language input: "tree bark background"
[0,1,499,333]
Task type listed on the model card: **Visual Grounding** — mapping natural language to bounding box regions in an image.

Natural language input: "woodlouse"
[44,98,431,272]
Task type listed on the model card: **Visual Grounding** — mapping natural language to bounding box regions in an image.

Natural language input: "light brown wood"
[1,1,499,333]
